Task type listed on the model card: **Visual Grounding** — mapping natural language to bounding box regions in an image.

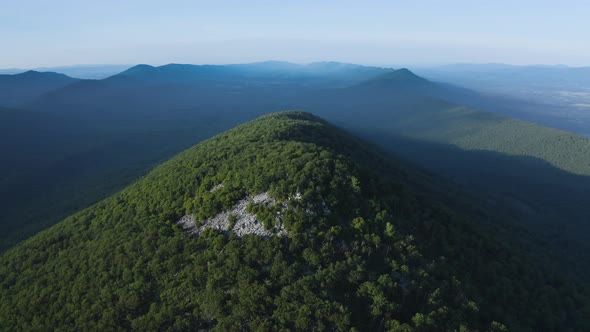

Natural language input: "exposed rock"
[177,192,287,237]
[177,215,198,233]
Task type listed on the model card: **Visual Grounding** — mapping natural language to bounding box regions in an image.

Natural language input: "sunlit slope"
[385,104,590,177]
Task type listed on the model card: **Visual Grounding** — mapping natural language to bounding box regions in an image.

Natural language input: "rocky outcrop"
[177,192,287,237]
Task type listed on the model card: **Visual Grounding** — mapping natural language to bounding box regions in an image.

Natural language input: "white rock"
[177,192,287,238]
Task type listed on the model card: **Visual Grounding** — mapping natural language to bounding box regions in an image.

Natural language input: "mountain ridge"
[0,111,588,331]
[0,70,78,107]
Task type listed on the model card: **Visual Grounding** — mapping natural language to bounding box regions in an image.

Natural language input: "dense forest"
[2,65,590,331]
[0,105,234,251]
[1,112,588,331]
[316,96,590,277]
[2,63,590,287]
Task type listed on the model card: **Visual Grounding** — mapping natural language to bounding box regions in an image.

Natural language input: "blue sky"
[1,0,589,68]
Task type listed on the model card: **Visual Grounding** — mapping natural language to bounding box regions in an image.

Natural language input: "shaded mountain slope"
[355,68,435,92]
[24,62,389,116]
[0,71,78,107]
[304,84,590,276]
[111,61,392,86]
[0,112,588,331]
[0,106,237,251]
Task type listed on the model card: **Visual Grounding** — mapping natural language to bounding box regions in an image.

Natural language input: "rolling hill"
[0,71,78,107]
[0,64,133,79]
[1,112,587,331]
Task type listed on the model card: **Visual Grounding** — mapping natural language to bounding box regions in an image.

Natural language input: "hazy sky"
[1,0,589,68]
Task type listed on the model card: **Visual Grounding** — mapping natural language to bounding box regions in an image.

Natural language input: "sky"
[1,0,589,68]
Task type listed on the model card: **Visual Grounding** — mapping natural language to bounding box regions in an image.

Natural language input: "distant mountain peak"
[117,64,157,76]
[20,70,42,75]
[376,68,425,81]
[356,68,432,90]
[11,70,73,80]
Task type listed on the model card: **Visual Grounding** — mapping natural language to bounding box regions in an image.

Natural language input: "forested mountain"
[0,71,78,107]
[2,62,590,286]
[23,62,391,122]
[0,63,392,245]
[304,81,590,277]
[1,112,587,331]
[112,61,391,87]
[355,68,435,91]
[0,106,102,248]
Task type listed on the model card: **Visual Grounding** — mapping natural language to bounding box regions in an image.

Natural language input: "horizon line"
[2,60,590,72]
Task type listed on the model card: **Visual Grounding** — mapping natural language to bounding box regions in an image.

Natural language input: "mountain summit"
[0,111,586,331]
